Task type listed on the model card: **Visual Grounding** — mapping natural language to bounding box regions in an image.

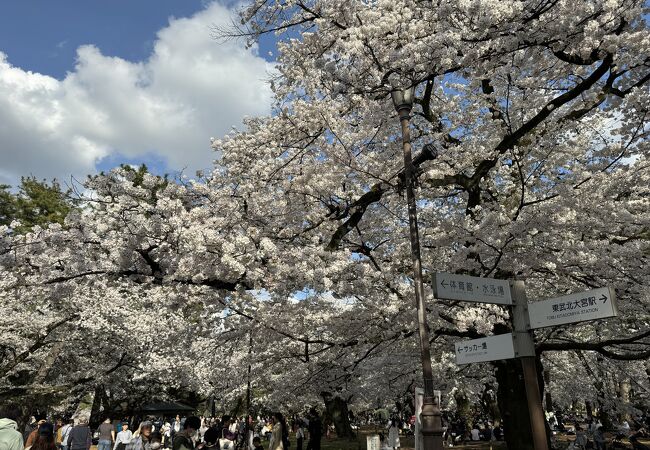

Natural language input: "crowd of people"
[0,407,325,450]
[3,404,650,450]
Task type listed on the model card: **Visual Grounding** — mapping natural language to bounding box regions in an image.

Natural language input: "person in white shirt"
[59,420,72,450]
[113,423,132,450]
[470,425,481,441]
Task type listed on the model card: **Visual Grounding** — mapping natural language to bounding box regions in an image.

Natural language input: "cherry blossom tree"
[1,1,648,448]
[212,0,650,446]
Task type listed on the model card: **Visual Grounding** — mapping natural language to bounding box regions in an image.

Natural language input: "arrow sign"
[528,287,617,329]
[455,333,516,365]
[433,272,512,305]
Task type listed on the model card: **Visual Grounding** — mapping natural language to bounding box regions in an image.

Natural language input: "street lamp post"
[391,87,444,450]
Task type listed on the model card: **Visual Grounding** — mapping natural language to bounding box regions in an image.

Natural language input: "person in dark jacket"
[306,409,322,450]
[172,417,199,450]
[68,418,91,450]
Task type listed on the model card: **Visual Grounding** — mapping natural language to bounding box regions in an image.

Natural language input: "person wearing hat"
[25,422,56,450]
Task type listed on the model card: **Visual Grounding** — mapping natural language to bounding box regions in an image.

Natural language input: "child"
[252,436,264,450]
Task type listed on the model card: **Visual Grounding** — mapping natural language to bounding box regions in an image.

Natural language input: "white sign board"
[455,333,516,365]
[528,287,617,329]
[366,435,380,450]
[433,272,512,305]
[414,388,423,450]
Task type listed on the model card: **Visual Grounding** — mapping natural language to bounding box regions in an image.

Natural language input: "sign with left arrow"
[528,287,617,329]
[455,333,516,365]
[433,272,512,305]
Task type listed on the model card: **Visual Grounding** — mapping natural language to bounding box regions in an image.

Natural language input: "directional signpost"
[455,333,516,365]
[432,272,512,305]
[432,271,619,450]
[528,287,617,329]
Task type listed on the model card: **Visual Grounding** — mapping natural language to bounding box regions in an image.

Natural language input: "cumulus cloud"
[0,1,274,186]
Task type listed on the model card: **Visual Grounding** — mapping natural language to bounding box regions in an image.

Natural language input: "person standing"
[128,422,152,450]
[295,420,305,450]
[24,419,37,444]
[268,413,288,450]
[170,417,181,444]
[0,405,24,450]
[59,420,72,450]
[306,409,322,450]
[25,423,56,450]
[160,422,170,449]
[67,418,91,450]
[97,419,115,450]
[199,427,218,450]
[55,420,64,449]
[114,423,132,450]
[26,421,47,448]
[172,417,200,450]
[387,418,400,450]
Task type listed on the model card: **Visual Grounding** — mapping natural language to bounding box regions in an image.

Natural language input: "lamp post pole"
[392,87,444,450]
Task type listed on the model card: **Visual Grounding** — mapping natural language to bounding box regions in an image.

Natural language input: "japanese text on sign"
[454,333,516,365]
[528,287,617,329]
[433,273,512,305]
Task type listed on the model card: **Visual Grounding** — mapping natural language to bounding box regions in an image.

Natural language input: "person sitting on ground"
[0,405,24,450]
[172,417,200,450]
[573,424,588,449]
[470,424,481,441]
[593,426,606,450]
[26,423,56,450]
[630,427,649,450]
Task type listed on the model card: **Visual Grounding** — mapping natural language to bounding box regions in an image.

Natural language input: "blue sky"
[0,1,279,185]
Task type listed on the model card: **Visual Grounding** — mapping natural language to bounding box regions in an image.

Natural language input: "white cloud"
[0,1,274,186]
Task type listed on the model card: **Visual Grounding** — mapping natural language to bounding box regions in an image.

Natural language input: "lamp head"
[391,86,414,118]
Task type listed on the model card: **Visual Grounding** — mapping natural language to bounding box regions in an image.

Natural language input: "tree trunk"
[480,384,500,423]
[321,392,354,439]
[619,378,631,422]
[543,370,553,412]
[495,358,535,450]
[33,342,65,385]
[586,400,593,419]
[89,385,104,428]
[454,390,471,437]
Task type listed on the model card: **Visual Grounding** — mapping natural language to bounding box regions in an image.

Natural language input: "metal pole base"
[420,398,444,450]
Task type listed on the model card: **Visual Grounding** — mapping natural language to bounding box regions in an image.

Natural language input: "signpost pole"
[511,280,549,450]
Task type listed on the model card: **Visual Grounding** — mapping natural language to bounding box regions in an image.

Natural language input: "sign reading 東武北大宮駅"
[433,272,512,305]
[454,333,516,365]
[528,287,617,329]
